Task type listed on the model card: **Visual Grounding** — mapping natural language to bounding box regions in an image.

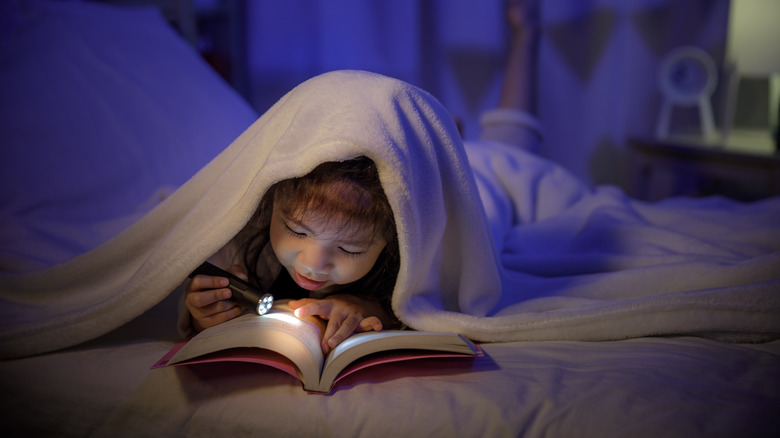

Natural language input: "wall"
[240,0,731,191]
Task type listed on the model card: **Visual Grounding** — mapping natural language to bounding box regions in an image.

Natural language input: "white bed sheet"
[1,294,778,437]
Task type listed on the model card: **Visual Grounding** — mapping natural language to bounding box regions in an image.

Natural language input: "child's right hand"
[185,263,246,332]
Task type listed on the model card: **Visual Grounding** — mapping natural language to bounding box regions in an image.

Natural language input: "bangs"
[272,158,396,242]
[281,181,381,240]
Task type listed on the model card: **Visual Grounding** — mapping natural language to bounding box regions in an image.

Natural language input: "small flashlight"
[188,261,274,316]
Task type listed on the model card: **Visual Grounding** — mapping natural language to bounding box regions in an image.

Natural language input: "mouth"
[293,271,328,291]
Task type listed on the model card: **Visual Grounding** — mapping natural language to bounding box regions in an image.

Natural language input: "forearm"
[498,28,539,114]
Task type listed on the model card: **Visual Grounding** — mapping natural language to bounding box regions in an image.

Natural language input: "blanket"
[467,140,780,342]
[2,70,779,358]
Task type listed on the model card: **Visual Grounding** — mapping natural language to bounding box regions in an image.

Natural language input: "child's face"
[269,202,387,294]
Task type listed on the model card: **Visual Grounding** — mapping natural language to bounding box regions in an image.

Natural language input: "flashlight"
[188,261,274,316]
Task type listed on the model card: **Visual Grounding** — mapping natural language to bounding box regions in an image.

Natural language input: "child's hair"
[237,156,400,318]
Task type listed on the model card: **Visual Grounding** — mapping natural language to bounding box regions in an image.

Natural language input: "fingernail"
[221,289,231,299]
[219,278,229,287]
[328,337,339,347]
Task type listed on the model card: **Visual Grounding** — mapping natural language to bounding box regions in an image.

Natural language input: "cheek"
[269,223,295,265]
[332,253,382,284]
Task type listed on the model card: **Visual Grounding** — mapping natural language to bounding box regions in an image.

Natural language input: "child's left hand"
[289,295,384,354]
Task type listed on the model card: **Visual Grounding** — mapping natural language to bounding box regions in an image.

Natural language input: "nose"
[297,243,331,277]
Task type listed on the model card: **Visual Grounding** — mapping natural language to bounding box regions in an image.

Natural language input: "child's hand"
[289,295,384,354]
[185,264,246,332]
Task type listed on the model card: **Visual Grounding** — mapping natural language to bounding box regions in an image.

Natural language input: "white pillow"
[0,0,258,270]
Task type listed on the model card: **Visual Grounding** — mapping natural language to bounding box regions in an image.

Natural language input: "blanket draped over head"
[2,70,779,358]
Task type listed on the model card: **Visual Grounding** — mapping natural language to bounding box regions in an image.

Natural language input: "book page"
[168,305,324,385]
[318,331,477,391]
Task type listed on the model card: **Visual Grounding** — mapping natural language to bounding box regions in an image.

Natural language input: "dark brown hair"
[236,156,399,317]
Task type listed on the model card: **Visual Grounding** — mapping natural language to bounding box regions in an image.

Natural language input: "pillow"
[0,0,258,270]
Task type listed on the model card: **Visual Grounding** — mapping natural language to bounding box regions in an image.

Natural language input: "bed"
[1,2,779,437]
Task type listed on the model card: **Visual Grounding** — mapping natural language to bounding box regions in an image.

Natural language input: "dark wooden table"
[628,133,780,201]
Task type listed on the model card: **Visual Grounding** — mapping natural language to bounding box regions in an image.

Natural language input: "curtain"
[244,0,729,190]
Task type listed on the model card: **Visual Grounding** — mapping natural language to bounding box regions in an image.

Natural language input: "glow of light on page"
[264,312,303,327]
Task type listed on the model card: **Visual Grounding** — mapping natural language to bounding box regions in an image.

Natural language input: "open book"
[154,303,479,393]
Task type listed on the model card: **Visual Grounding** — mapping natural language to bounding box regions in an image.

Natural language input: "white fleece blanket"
[2,70,779,358]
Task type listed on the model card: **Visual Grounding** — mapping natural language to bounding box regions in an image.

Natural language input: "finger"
[293,300,333,319]
[189,275,229,292]
[190,294,242,322]
[358,316,383,333]
[228,264,249,282]
[323,314,361,351]
[194,303,243,330]
[191,287,232,308]
[202,295,241,316]
[288,298,316,310]
[204,300,242,319]
[185,285,228,312]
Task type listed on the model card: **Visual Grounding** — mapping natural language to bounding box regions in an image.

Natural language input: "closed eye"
[339,247,367,257]
[284,223,307,238]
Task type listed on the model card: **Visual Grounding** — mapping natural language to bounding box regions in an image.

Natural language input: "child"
[185,156,401,353]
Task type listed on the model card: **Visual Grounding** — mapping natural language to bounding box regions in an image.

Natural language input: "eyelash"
[284,223,306,238]
[283,223,366,257]
[339,248,365,258]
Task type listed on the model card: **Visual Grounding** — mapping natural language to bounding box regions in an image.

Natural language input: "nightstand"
[628,132,780,201]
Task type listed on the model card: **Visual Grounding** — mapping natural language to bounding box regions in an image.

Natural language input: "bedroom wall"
[239,0,732,194]
[536,0,731,190]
